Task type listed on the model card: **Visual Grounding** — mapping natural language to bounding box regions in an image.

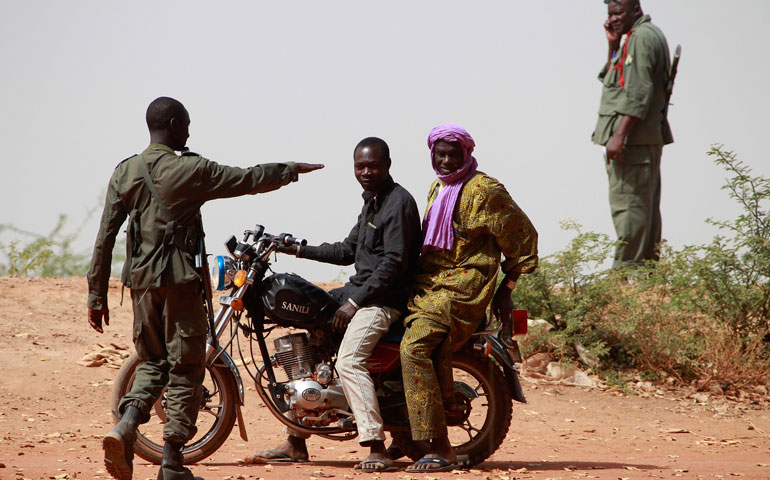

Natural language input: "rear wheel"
[110,353,238,465]
[391,350,513,467]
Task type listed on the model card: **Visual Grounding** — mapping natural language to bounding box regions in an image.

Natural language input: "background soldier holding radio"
[592,0,678,268]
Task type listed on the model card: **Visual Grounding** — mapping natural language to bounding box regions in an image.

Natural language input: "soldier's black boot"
[103,405,142,480]
[157,441,204,480]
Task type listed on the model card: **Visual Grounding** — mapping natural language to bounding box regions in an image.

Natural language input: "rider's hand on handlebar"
[88,307,110,334]
[332,302,357,332]
[277,244,300,255]
[296,163,325,174]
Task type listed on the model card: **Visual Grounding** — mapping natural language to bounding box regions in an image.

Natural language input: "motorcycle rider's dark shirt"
[299,176,421,312]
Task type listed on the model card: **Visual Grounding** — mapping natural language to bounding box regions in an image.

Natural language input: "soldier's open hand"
[296,163,325,174]
[88,307,110,334]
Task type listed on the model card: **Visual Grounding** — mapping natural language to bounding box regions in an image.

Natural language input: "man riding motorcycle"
[244,137,421,473]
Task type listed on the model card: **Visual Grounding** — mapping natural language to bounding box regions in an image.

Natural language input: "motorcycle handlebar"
[261,233,307,248]
[279,233,307,247]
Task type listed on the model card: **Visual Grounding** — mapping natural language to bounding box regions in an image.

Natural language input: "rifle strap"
[135,152,180,294]
[137,153,174,224]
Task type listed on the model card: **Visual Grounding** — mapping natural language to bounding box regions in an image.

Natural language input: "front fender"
[209,348,249,441]
[484,335,527,404]
[209,348,244,406]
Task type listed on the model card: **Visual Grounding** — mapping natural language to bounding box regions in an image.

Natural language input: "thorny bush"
[512,146,770,390]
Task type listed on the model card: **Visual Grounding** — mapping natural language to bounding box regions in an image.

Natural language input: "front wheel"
[391,349,513,467]
[110,353,238,465]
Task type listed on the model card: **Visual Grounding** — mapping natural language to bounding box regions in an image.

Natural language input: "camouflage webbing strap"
[136,153,178,283]
[137,153,174,226]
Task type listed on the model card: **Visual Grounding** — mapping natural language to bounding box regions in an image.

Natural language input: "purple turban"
[422,123,479,253]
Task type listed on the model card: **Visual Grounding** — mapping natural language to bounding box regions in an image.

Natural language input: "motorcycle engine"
[288,379,346,411]
[274,332,317,379]
[274,333,349,424]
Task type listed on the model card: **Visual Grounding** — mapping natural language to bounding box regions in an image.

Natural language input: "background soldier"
[86,96,322,480]
[592,0,674,267]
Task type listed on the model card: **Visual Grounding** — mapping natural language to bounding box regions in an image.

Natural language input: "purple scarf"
[422,123,478,254]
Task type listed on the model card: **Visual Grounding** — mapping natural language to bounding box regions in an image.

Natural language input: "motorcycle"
[111,224,529,467]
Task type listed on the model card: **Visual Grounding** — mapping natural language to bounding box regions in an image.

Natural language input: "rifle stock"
[667,44,681,100]
[195,215,218,348]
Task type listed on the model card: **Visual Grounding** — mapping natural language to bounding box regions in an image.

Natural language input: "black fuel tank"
[261,273,339,329]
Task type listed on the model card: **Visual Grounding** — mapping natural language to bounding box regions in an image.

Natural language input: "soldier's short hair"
[605,0,640,5]
[146,97,187,131]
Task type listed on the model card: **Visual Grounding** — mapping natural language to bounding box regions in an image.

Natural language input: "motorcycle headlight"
[210,255,236,290]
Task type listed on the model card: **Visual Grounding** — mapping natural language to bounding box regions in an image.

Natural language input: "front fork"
[203,271,261,442]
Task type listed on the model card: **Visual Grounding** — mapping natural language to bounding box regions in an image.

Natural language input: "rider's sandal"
[354,459,398,473]
[405,457,459,473]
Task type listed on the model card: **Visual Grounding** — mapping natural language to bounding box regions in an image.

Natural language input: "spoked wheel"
[391,350,513,467]
[110,353,238,465]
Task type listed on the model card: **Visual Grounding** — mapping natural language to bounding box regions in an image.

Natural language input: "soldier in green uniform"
[86,96,323,480]
[592,0,673,268]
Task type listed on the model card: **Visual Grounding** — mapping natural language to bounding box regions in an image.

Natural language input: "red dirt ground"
[1,276,769,480]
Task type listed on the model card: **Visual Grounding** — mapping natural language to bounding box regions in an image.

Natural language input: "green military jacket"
[87,144,298,310]
[592,15,673,147]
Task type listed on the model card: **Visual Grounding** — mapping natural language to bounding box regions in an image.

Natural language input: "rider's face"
[353,145,390,194]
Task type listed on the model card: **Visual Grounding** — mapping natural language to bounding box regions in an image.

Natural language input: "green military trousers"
[119,281,208,444]
[606,144,663,268]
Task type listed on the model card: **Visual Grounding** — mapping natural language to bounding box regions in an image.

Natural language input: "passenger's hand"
[492,284,514,323]
[332,302,357,332]
[88,307,110,334]
[296,163,325,174]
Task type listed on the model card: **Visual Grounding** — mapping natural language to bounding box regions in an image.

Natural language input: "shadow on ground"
[196,459,664,473]
[479,460,663,472]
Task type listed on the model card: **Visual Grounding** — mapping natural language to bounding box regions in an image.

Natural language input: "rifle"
[179,146,218,349]
[667,44,681,100]
[195,212,219,350]
[660,44,680,142]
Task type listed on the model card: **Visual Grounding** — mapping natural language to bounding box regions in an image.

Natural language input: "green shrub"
[0,201,125,277]
[682,146,770,340]
[0,214,91,277]
[513,220,619,362]
[512,145,770,388]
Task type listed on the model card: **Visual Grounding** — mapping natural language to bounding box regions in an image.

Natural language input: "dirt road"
[1,277,769,479]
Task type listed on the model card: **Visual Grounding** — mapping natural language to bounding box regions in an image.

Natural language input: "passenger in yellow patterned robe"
[401,123,538,472]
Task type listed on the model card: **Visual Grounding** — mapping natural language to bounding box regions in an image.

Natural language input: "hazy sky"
[1,1,768,282]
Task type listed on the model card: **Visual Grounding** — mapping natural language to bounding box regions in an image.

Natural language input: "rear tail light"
[513,310,528,335]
